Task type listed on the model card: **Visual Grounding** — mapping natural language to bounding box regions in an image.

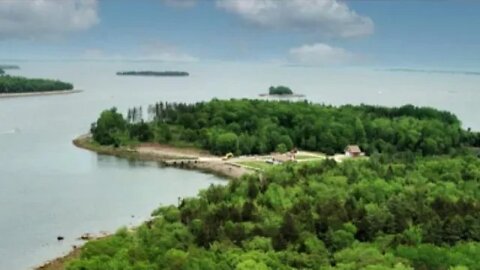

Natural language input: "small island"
[0,68,4,76]
[116,71,189,77]
[259,85,305,98]
[0,75,77,98]
[269,85,293,95]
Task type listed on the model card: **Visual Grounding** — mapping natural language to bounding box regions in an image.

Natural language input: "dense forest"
[90,99,480,156]
[67,155,480,269]
[0,76,73,93]
[116,71,189,77]
[269,86,294,95]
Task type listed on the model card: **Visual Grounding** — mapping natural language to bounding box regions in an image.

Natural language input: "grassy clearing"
[295,154,325,160]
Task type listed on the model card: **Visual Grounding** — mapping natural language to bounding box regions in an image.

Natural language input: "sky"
[0,0,480,70]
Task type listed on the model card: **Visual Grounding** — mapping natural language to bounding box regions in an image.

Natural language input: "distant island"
[259,85,305,98]
[116,71,189,77]
[0,75,74,95]
[269,85,293,95]
[0,65,20,70]
[0,69,4,76]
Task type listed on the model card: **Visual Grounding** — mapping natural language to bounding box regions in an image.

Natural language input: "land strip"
[0,89,82,99]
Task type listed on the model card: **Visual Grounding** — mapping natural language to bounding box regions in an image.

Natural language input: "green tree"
[91,108,127,145]
[354,117,367,143]
[214,132,239,154]
[129,121,153,142]
[327,228,356,251]
[275,143,288,153]
[164,249,188,270]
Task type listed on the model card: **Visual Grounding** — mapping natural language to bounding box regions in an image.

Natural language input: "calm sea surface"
[0,61,479,269]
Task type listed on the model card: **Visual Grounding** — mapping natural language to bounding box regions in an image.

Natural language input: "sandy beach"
[0,89,82,99]
[73,135,254,179]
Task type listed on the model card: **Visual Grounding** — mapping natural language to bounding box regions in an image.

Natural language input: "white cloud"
[0,0,99,39]
[216,0,373,38]
[289,43,356,66]
[162,0,197,8]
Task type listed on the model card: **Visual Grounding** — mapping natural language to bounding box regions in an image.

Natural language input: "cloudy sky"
[0,0,479,69]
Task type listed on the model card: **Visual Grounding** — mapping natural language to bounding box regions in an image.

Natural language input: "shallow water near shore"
[0,61,479,269]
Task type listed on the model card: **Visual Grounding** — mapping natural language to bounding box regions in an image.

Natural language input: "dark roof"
[345,145,362,153]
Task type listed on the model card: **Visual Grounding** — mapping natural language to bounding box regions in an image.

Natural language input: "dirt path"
[136,143,213,159]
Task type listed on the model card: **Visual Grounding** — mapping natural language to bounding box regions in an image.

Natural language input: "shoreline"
[36,135,253,269]
[36,246,82,270]
[36,233,110,270]
[116,74,189,77]
[38,135,336,269]
[72,135,253,179]
[0,89,82,99]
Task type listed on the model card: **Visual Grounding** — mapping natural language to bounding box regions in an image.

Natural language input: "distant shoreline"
[0,89,82,99]
[116,71,189,77]
[0,65,20,70]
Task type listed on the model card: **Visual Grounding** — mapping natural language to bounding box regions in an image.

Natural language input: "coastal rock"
[79,233,92,241]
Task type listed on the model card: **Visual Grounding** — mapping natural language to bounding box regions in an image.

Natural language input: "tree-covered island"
[269,86,294,95]
[116,71,189,77]
[0,76,74,94]
[63,99,480,269]
[0,69,4,76]
[259,86,305,98]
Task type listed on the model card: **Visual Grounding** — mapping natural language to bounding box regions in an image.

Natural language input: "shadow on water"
[96,154,163,168]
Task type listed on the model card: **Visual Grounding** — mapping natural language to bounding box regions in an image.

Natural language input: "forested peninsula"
[61,99,480,270]
[90,99,479,156]
[116,71,189,77]
[0,76,74,94]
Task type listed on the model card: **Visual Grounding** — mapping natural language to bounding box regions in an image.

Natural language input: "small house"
[345,145,363,157]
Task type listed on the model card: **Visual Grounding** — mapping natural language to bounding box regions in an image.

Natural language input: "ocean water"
[0,61,479,269]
